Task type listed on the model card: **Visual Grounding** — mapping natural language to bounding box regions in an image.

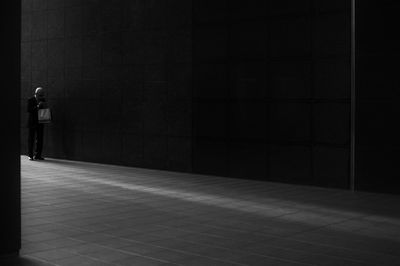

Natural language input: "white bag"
[38,108,52,123]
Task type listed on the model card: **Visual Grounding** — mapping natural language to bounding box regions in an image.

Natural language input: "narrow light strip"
[350,0,356,192]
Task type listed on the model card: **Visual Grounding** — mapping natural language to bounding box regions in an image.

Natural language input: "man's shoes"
[34,156,45,160]
[28,156,34,161]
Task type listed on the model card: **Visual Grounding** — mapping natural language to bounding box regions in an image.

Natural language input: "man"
[27,87,47,160]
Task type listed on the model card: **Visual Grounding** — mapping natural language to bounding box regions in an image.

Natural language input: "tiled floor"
[12,156,400,265]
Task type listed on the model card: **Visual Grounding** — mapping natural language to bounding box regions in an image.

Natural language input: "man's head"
[35,87,44,100]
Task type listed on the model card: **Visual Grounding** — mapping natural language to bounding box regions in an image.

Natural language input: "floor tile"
[20,156,400,265]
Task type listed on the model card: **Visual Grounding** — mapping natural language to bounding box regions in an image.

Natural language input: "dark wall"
[21,0,352,190]
[192,0,351,188]
[21,0,192,172]
[356,1,400,193]
[1,0,21,256]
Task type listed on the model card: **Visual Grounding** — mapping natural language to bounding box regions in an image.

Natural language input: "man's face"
[35,90,44,100]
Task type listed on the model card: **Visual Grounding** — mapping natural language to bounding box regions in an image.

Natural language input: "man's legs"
[28,126,35,159]
[35,124,44,159]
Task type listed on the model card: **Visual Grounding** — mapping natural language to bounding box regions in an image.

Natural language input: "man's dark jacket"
[27,96,38,128]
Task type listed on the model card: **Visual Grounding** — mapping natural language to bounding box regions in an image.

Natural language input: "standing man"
[27,87,47,160]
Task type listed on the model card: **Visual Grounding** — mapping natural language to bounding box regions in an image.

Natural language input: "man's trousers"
[28,124,44,158]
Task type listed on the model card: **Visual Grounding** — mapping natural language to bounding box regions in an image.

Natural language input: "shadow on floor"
[0,256,51,266]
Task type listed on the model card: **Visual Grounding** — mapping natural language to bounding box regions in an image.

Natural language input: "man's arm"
[38,99,47,109]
